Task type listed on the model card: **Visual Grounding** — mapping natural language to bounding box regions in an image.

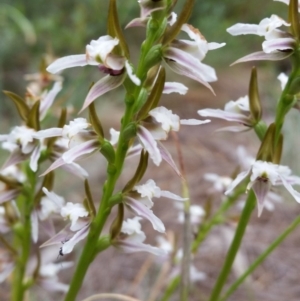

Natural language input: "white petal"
[31,210,39,243]
[29,145,41,172]
[80,74,125,113]
[160,190,187,201]
[280,176,300,203]
[227,23,261,36]
[115,240,166,256]
[125,197,165,232]
[47,54,87,74]
[125,60,141,86]
[180,119,210,125]
[163,82,188,95]
[33,128,63,139]
[137,126,162,166]
[224,169,251,195]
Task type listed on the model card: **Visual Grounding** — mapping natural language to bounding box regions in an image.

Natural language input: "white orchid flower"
[198,96,253,132]
[46,35,140,112]
[137,106,210,166]
[113,217,166,256]
[124,179,186,232]
[163,24,225,93]
[227,14,295,63]
[225,160,300,216]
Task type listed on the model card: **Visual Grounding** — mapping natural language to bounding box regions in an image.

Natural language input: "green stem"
[63,16,165,301]
[208,190,256,301]
[219,214,300,301]
[159,276,180,301]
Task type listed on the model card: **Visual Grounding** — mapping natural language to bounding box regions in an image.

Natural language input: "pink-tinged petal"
[262,37,295,53]
[208,42,226,50]
[80,74,125,113]
[164,47,217,82]
[29,145,41,172]
[61,162,89,179]
[226,23,261,36]
[40,219,56,238]
[157,142,181,177]
[31,210,39,243]
[125,17,148,28]
[231,51,293,65]
[137,126,162,166]
[198,109,251,124]
[126,144,143,159]
[61,223,90,254]
[215,125,251,132]
[39,224,73,248]
[61,140,99,164]
[251,180,271,217]
[0,189,20,204]
[180,119,211,125]
[33,128,63,139]
[39,279,69,293]
[42,187,64,207]
[46,54,87,74]
[160,190,187,201]
[115,240,166,256]
[1,150,28,171]
[163,82,188,95]
[40,81,63,120]
[280,176,300,203]
[125,197,165,232]
[224,169,251,196]
[40,157,65,176]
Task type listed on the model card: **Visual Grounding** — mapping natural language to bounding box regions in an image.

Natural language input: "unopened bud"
[249,67,262,123]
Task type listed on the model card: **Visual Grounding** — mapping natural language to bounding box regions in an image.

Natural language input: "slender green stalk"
[208,190,256,301]
[159,276,180,301]
[219,214,300,301]
[63,16,166,301]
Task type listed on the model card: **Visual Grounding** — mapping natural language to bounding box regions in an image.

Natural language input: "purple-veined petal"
[29,145,41,172]
[40,157,65,176]
[215,125,251,132]
[164,47,217,82]
[125,196,165,232]
[231,51,293,65]
[61,223,90,254]
[227,23,261,36]
[40,219,56,238]
[0,189,20,204]
[280,176,300,203]
[40,81,63,120]
[251,180,271,217]
[125,17,148,28]
[33,128,63,139]
[180,119,211,125]
[262,37,295,53]
[163,82,188,95]
[62,139,99,163]
[198,108,251,124]
[1,150,28,171]
[47,54,87,74]
[61,162,89,179]
[31,210,39,243]
[126,144,143,159]
[137,126,162,166]
[39,224,73,248]
[80,74,125,113]
[224,169,251,195]
[115,240,166,256]
[157,141,181,177]
[160,190,187,201]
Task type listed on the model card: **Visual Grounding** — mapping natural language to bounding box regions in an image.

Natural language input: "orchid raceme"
[225,160,300,216]
[163,24,225,92]
[198,96,253,132]
[113,217,166,256]
[124,179,187,232]
[227,14,295,63]
[46,35,140,111]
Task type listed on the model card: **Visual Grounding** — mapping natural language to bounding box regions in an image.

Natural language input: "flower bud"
[27,101,41,131]
[256,123,275,162]
[122,122,137,142]
[109,204,124,240]
[89,102,104,140]
[84,179,96,217]
[289,0,300,40]
[100,140,116,164]
[249,67,262,123]
[143,44,163,71]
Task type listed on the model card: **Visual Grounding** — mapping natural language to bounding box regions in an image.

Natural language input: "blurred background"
[1,0,300,300]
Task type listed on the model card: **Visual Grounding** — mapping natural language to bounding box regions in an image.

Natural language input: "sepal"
[109,204,124,240]
[249,67,262,123]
